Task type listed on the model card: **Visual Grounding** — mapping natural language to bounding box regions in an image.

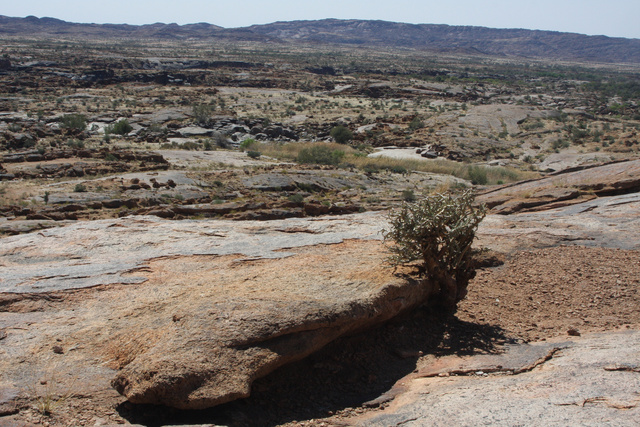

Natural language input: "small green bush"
[74,183,87,193]
[384,190,487,309]
[106,119,133,136]
[287,193,305,203]
[66,139,85,149]
[408,116,424,131]
[296,145,345,166]
[192,104,213,126]
[240,138,258,151]
[247,150,261,159]
[467,166,488,185]
[401,189,416,202]
[330,125,353,144]
[59,114,86,132]
[551,139,570,150]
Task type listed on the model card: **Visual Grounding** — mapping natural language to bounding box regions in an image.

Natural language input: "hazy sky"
[3,0,640,39]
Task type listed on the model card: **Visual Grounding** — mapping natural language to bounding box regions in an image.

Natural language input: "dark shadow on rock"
[117,304,512,427]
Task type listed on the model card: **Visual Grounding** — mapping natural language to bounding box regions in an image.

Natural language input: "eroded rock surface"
[0,213,436,410]
[1,168,639,414]
[478,159,640,214]
[349,330,640,426]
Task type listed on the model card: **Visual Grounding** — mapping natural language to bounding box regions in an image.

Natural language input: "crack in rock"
[555,396,640,410]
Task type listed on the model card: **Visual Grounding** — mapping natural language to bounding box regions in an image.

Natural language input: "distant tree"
[330,125,353,144]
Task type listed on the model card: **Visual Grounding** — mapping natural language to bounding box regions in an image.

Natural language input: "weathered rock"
[477,192,640,252]
[1,187,639,414]
[242,173,297,191]
[478,159,640,214]
[349,330,640,426]
[176,126,213,137]
[0,213,437,410]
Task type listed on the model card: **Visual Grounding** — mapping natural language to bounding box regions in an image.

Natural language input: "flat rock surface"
[477,192,640,252]
[478,159,640,214]
[0,212,436,413]
[1,185,639,424]
[349,330,640,426]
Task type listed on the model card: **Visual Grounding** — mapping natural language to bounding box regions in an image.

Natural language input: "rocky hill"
[1,15,639,64]
[248,19,640,64]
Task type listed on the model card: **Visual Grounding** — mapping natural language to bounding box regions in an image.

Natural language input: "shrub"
[288,193,305,203]
[66,139,84,149]
[212,131,229,148]
[192,104,213,126]
[384,190,487,309]
[551,139,570,150]
[59,114,86,132]
[401,189,416,202]
[467,165,488,185]
[240,138,257,151]
[247,150,261,159]
[106,119,133,136]
[74,183,87,193]
[296,145,345,166]
[330,125,353,144]
[408,116,424,131]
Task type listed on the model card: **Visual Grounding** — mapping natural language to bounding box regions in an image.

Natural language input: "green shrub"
[296,145,345,166]
[247,150,261,159]
[467,166,488,185]
[408,116,424,131]
[106,119,133,136]
[74,183,87,193]
[240,138,257,151]
[287,193,305,203]
[192,104,213,126]
[330,125,353,144]
[66,139,85,149]
[59,114,86,132]
[384,190,487,309]
[551,139,570,150]
[389,165,408,174]
[401,189,416,202]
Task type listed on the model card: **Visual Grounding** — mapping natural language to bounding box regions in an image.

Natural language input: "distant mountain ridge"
[1,15,639,65]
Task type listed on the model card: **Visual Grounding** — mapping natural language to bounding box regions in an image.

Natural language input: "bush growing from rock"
[384,190,487,309]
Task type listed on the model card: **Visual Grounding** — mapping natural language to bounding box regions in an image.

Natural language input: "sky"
[3,0,640,39]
